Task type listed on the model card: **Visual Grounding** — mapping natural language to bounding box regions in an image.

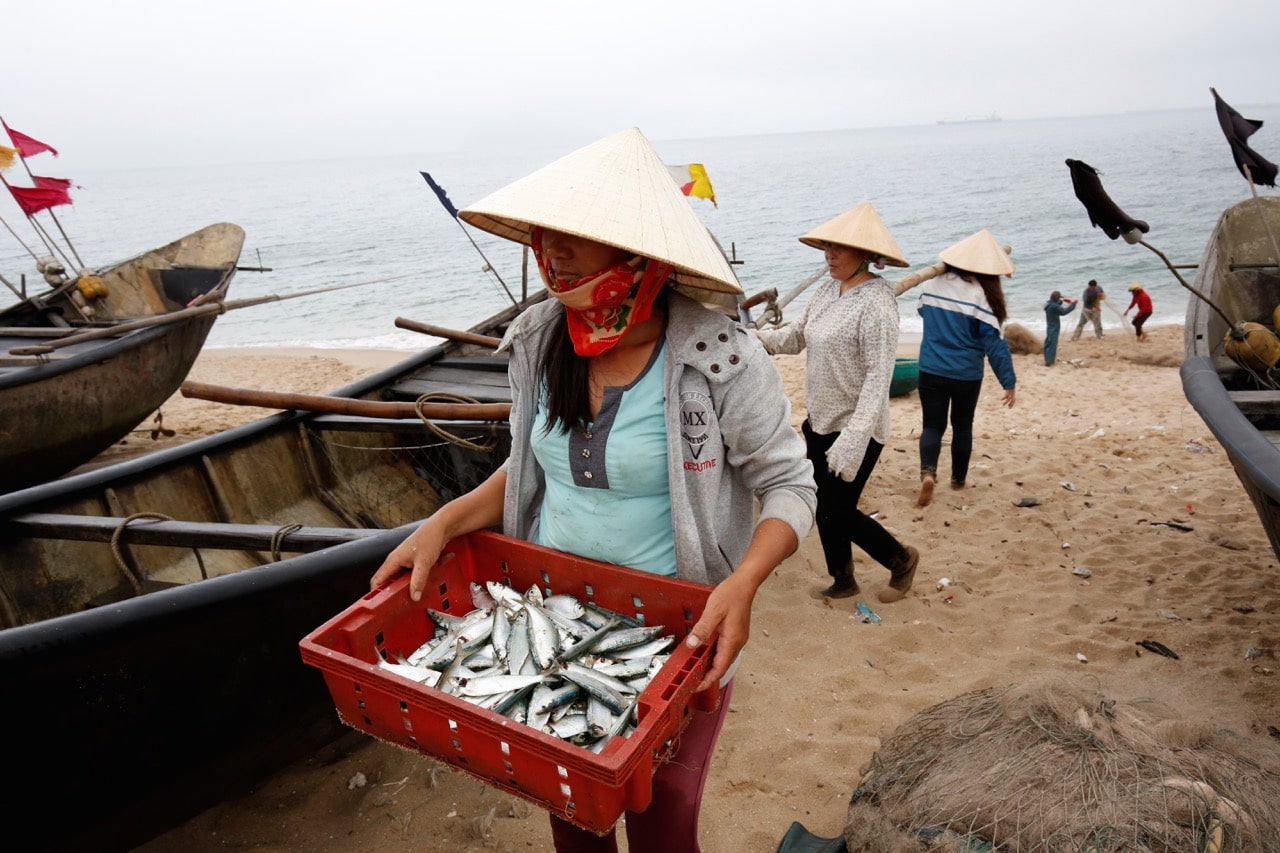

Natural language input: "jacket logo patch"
[680,392,713,464]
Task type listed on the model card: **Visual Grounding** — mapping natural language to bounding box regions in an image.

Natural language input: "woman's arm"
[686,517,797,691]
[370,468,507,601]
[825,295,896,481]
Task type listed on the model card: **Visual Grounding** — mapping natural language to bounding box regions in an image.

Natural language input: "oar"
[395,316,501,349]
[180,380,512,421]
[9,273,419,356]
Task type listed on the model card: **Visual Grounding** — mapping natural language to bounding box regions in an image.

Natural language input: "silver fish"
[524,603,560,672]
[456,673,549,698]
[542,594,586,619]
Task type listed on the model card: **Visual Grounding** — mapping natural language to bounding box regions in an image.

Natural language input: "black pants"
[917,370,983,484]
[803,420,906,578]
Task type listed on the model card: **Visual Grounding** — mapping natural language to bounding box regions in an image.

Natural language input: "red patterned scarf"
[531,227,674,357]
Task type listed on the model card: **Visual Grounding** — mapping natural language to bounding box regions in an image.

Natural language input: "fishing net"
[843,680,1280,852]
[303,421,509,529]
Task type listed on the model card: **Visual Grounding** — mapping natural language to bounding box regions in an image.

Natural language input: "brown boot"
[877,546,919,603]
[821,566,858,599]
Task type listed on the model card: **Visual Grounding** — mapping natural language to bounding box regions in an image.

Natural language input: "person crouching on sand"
[1043,290,1076,366]
[755,203,921,603]
[915,229,1017,507]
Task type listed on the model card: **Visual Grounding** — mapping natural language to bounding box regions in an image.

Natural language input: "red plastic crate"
[299,530,716,834]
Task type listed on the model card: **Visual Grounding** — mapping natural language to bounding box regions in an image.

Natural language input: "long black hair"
[945,264,1008,325]
[538,310,592,434]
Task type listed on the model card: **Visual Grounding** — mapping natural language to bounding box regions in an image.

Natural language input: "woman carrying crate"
[372,127,816,852]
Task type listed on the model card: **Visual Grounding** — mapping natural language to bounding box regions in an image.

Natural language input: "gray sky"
[6,0,1278,171]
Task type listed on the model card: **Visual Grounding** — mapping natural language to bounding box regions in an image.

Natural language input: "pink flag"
[2,120,59,158]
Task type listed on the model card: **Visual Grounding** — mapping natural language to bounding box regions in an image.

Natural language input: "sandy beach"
[131,322,1280,852]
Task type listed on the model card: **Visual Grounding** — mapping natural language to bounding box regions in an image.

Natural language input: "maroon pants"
[548,681,734,853]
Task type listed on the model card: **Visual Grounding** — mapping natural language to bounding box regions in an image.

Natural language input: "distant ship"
[936,114,1003,125]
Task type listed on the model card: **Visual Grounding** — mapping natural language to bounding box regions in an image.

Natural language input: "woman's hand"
[685,570,756,692]
[1002,387,1017,408]
[370,468,508,601]
[370,518,451,601]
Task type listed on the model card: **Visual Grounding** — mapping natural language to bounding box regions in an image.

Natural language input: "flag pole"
[420,172,518,309]
[0,269,23,300]
[1243,164,1280,265]
[0,211,40,262]
[0,115,84,269]
[0,172,74,269]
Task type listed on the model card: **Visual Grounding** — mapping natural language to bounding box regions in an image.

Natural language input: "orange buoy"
[1224,322,1280,370]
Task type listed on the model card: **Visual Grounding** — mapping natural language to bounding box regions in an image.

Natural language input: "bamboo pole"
[9,302,223,355]
[9,275,416,355]
[394,316,501,348]
[891,244,1013,297]
[0,171,71,268]
[180,381,512,421]
[0,210,39,262]
[8,134,84,268]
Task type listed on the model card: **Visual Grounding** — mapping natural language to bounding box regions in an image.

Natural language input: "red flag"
[8,183,72,216]
[2,120,58,158]
[33,175,72,191]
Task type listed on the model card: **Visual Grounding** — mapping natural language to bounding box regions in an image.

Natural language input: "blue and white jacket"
[916,271,1016,389]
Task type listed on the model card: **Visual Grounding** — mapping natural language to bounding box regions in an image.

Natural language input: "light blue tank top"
[530,342,675,576]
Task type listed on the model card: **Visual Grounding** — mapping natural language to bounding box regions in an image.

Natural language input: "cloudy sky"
[5,0,1277,171]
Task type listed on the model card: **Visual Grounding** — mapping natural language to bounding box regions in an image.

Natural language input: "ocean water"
[3,107,1276,350]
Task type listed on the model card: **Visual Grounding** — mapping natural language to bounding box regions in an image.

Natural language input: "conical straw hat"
[459,127,741,294]
[939,228,1015,276]
[797,202,909,267]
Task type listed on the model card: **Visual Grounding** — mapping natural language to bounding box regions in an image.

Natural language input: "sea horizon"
[4,106,1277,351]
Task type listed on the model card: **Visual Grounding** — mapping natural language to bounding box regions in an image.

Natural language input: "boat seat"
[388,355,512,404]
[1227,389,1280,416]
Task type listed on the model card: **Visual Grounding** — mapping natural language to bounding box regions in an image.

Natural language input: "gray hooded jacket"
[497,291,815,586]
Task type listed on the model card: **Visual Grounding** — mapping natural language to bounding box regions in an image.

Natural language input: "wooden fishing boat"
[1181,195,1280,557]
[0,223,246,492]
[0,296,529,851]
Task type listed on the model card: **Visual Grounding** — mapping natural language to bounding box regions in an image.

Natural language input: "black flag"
[1065,159,1150,241]
[1210,88,1278,187]
[420,171,460,218]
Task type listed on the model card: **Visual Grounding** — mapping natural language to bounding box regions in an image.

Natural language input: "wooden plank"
[412,364,512,387]
[4,513,388,551]
[307,414,509,434]
[1228,390,1280,416]
[387,378,513,403]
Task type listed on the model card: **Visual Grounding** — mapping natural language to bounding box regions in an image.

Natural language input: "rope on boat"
[414,392,497,452]
[110,511,210,590]
[270,523,304,562]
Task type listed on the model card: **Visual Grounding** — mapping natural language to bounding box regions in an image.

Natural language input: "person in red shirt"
[1124,282,1154,341]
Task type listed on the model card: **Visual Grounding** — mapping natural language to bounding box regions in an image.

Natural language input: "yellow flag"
[666,163,718,208]
[0,145,16,171]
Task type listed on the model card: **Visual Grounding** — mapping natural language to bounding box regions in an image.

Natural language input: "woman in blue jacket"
[915,229,1017,507]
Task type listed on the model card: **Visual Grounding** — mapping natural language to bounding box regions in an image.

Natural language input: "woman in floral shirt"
[756,203,921,603]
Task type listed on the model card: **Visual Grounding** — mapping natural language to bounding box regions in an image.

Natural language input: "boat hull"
[0,223,246,492]
[0,316,219,491]
[0,297,527,850]
[1181,195,1280,557]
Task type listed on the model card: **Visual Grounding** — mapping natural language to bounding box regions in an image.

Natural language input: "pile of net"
[844,680,1280,852]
